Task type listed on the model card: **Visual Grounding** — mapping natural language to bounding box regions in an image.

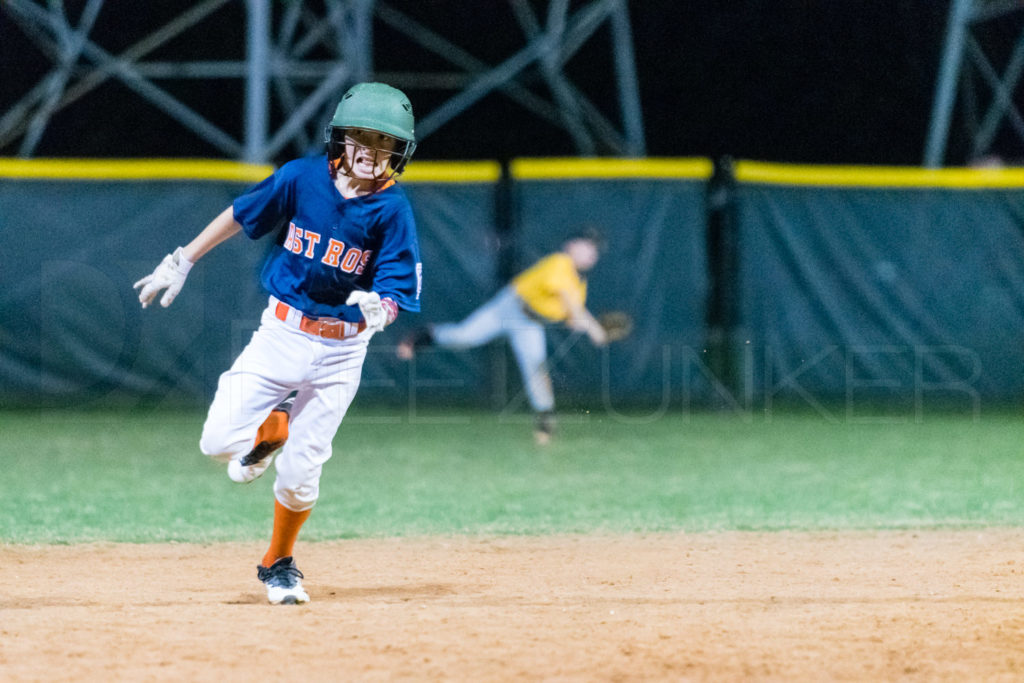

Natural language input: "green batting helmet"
[330,82,415,141]
[326,82,416,177]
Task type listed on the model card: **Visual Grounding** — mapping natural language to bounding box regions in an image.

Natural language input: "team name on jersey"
[283,222,372,275]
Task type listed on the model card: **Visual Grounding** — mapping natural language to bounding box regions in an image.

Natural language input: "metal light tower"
[925,0,1024,167]
[0,0,645,163]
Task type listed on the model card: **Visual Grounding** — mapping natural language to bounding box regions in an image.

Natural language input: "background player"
[397,228,608,444]
[133,82,421,605]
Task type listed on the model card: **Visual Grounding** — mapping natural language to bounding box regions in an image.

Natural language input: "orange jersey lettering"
[303,231,321,259]
[321,238,345,267]
[355,249,373,275]
[340,247,362,273]
[284,222,300,253]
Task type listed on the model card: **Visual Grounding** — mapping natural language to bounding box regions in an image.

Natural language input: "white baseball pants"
[199,300,370,512]
[430,285,554,412]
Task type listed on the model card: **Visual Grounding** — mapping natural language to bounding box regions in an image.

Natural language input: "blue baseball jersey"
[233,155,422,322]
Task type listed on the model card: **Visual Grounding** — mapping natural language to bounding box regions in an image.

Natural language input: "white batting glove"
[133,247,194,308]
[346,290,386,333]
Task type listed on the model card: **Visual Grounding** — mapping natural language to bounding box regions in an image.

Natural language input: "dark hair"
[566,225,607,251]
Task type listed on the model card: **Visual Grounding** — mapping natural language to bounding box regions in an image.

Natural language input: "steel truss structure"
[925,0,1024,166]
[1,0,645,163]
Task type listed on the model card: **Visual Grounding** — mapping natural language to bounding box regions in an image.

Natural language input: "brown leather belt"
[274,300,366,340]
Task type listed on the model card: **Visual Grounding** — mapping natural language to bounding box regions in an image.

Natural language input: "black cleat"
[227,391,298,483]
[257,556,309,604]
[534,411,556,445]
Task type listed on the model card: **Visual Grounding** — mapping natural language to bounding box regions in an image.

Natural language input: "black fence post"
[494,158,519,282]
[704,155,741,401]
[489,159,519,410]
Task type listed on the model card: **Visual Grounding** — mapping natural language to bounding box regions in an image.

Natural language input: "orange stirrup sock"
[262,499,311,568]
[255,409,289,448]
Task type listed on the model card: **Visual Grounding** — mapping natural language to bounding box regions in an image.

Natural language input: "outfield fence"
[2,157,1023,410]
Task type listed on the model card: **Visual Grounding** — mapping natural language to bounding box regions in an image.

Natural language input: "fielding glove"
[133,247,194,308]
[598,311,634,342]
[346,290,386,333]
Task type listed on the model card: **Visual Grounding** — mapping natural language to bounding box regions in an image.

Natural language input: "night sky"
[0,1,1011,166]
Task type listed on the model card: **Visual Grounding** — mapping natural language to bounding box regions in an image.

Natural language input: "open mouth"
[343,143,393,178]
[346,155,378,178]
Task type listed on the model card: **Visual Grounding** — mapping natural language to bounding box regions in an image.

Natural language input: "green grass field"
[1,406,1021,543]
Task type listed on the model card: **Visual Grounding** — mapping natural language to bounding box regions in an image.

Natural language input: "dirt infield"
[3,531,1024,681]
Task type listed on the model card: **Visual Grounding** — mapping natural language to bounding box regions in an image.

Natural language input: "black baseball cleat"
[257,556,309,604]
[533,410,557,446]
[228,391,298,483]
[274,390,298,415]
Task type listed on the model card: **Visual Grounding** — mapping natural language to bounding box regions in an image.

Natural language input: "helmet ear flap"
[388,140,416,175]
[325,126,343,162]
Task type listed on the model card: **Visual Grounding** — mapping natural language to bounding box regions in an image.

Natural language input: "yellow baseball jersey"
[512,252,587,322]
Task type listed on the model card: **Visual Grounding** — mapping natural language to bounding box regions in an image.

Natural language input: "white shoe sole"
[227,456,273,483]
[266,585,310,605]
